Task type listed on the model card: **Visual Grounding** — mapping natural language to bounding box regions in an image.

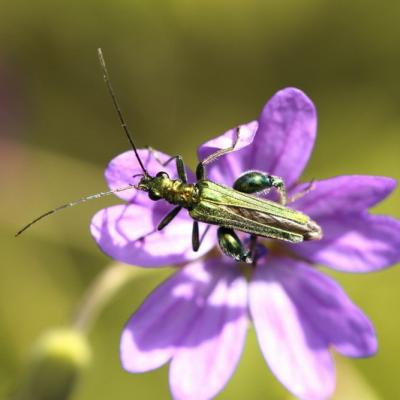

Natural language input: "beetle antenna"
[15,184,136,237]
[97,48,149,176]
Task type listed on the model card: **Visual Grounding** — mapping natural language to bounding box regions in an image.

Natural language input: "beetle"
[134,131,322,263]
[16,49,322,264]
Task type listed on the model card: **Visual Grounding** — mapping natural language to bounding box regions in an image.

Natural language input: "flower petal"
[90,204,214,267]
[197,88,316,188]
[169,259,248,400]
[197,121,258,186]
[252,88,317,187]
[105,149,195,203]
[121,259,219,372]
[250,259,335,400]
[291,175,397,218]
[291,214,400,272]
[269,257,376,358]
[120,257,248,390]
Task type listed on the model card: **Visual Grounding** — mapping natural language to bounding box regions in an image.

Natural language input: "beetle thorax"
[161,179,200,208]
[139,173,200,208]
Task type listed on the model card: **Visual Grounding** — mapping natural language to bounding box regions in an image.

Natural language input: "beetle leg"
[233,171,288,205]
[146,146,164,165]
[146,146,188,183]
[195,126,241,180]
[195,162,206,181]
[192,223,211,252]
[288,179,316,204]
[269,175,288,206]
[217,227,252,263]
[163,155,187,183]
[157,206,182,231]
[246,234,258,266]
[192,221,200,251]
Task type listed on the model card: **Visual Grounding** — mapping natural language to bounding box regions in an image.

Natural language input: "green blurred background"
[1,1,400,399]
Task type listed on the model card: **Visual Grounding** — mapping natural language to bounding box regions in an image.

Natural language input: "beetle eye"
[156,171,169,179]
[149,190,162,201]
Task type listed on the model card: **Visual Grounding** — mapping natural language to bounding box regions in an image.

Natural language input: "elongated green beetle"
[16,49,322,264]
[134,134,322,263]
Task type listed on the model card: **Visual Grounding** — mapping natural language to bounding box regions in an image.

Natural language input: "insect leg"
[196,126,241,180]
[270,175,288,206]
[233,172,288,205]
[192,221,200,251]
[146,146,165,166]
[192,223,211,252]
[162,155,188,183]
[146,146,188,183]
[246,234,258,265]
[217,227,252,263]
[288,180,315,204]
[157,206,182,231]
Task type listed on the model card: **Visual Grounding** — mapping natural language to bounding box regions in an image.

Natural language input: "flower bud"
[14,328,91,400]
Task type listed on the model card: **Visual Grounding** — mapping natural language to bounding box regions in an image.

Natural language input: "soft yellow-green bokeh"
[1,1,399,399]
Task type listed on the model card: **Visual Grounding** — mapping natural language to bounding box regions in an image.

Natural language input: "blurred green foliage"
[1,0,399,399]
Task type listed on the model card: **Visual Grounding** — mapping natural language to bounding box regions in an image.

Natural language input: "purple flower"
[91,88,400,400]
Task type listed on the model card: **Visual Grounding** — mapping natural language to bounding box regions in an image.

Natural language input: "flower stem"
[73,263,143,335]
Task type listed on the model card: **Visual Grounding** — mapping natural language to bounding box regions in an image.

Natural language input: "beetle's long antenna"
[15,185,135,237]
[97,48,149,176]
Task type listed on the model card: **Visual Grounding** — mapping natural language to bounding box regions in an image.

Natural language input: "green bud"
[14,328,91,400]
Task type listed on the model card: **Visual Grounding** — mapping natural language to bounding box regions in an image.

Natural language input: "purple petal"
[249,259,335,400]
[291,175,397,218]
[252,88,317,187]
[169,259,248,400]
[121,259,219,372]
[90,204,215,267]
[268,257,376,358]
[197,88,316,188]
[291,214,400,272]
[120,258,248,394]
[105,149,195,203]
[197,121,258,186]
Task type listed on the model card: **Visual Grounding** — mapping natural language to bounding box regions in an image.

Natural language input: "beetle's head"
[137,171,170,201]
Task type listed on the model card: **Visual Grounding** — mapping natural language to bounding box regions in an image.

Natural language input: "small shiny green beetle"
[135,140,322,263]
[16,49,322,264]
